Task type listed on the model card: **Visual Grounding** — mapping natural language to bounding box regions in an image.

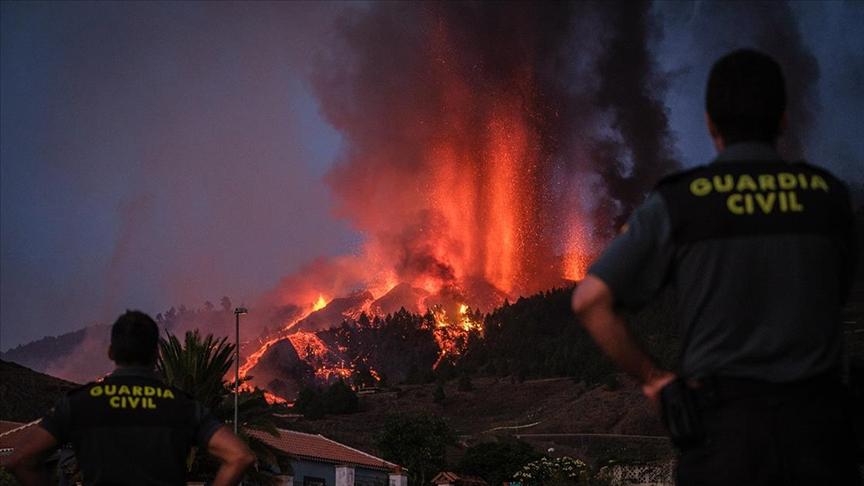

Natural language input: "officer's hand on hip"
[642,371,676,403]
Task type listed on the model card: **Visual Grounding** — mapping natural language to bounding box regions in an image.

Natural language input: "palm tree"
[157,330,291,483]
[157,331,234,410]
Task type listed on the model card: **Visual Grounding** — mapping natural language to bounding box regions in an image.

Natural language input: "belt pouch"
[660,378,705,448]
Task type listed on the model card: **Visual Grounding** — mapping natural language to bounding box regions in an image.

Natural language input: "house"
[0,420,41,460]
[431,471,488,486]
[246,428,406,486]
[1,420,407,486]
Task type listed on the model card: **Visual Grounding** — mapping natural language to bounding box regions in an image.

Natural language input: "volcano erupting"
[241,2,678,400]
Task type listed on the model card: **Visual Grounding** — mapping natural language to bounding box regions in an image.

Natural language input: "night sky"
[2,1,862,350]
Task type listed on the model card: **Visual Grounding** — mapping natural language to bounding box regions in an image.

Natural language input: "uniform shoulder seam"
[792,160,843,180]
[67,381,99,396]
[654,165,708,190]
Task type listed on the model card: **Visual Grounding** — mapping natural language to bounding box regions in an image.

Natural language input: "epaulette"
[654,164,708,189]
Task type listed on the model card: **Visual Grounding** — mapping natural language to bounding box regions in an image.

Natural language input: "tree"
[220,296,233,313]
[156,330,288,483]
[157,330,234,410]
[324,380,359,414]
[374,413,455,486]
[457,439,541,486]
[293,380,359,419]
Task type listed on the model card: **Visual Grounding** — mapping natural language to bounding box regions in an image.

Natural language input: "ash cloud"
[309,0,678,294]
[656,1,824,163]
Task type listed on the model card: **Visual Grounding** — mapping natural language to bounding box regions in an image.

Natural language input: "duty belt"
[689,372,842,407]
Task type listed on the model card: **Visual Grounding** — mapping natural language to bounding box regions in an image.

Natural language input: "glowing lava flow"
[431,303,483,369]
[238,296,330,386]
[263,391,287,405]
[312,295,328,311]
[287,331,352,382]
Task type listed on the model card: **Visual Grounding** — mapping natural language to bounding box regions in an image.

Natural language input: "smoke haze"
[2,1,862,363]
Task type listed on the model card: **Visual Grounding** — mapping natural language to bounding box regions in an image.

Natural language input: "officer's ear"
[108,345,115,362]
[705,112,724,152]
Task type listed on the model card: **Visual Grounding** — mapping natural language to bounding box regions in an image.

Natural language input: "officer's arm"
[572,275,675,402]
[5,426,58,486]
[207,425,255,486]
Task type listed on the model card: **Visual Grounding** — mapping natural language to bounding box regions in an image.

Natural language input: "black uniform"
[590,142,859,485]
[40,367,222,486]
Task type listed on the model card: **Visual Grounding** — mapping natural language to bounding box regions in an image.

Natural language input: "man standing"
[7,310,255,485]
[572,49,859,484]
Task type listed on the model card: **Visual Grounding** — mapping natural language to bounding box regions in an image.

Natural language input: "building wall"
[292,461,336,486]
[291,460,389,486]
[290,460,391,486]
[355,468,388,486]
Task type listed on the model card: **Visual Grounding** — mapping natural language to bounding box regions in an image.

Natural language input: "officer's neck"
[113,363,156,372]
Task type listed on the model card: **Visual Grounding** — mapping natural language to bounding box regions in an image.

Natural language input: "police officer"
[8,310,255,485]
[571,49,859,485]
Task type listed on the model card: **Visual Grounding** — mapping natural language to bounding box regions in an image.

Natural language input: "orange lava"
[312,295,328,312]
[563,221,594,281]
[431,303,482,369]
[263,391,288,405]
[241,17,600,397]
[288,331,353,382]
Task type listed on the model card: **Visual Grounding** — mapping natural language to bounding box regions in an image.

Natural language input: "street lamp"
[233,306,248,435]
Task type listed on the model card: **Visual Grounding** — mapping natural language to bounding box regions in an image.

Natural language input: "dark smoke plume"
[676,1,820,160]
[309,0,677,296]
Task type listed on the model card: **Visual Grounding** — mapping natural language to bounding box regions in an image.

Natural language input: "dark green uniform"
[590,142,859,485]
[40,367,222,486]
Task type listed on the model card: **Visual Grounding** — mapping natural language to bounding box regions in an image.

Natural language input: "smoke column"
[276,0,677,306]
[657,1,821,162]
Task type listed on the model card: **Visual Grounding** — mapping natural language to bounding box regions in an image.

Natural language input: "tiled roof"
[247,428,400,473]
[0,421,402,474]
[0,420,40,451]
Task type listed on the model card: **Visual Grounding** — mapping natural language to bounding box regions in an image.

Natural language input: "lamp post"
[233,306,248,435]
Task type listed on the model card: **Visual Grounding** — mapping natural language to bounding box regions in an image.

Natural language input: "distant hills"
[1,325,112,383]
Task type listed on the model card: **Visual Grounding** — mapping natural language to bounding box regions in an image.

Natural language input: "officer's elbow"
[571,286,590,319]
[571,275,613,325]
[234,447,255,470]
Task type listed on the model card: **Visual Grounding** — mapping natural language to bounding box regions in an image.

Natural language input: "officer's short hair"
[110,310,159,366]
[706,49,786,145]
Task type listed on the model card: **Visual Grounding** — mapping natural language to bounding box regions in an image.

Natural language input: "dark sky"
[2,1,862,350]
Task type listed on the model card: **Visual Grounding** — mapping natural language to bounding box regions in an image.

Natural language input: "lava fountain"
[241,2,676,398]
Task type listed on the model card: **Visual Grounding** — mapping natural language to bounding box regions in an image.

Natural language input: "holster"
[660,378,705,448]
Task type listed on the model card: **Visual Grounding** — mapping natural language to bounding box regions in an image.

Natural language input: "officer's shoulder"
[792,160,846,186]
[654,165,709,190]
[66,380,100,397]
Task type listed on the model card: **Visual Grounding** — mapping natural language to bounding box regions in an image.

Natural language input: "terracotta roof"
[0,420,40,451]
[247,428,400,472]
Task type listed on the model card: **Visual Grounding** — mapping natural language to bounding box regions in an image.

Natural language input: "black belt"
[690,372,842,406]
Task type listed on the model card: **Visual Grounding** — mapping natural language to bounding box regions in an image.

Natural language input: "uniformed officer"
[571,49,860,485]
[7,310,255,485]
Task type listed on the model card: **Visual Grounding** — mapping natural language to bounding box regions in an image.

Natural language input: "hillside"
[0,359,78,422]
[289,375,672,467]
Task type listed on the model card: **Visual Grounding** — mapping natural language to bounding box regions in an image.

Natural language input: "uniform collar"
[108,366,161,380]
[713,142,783,163]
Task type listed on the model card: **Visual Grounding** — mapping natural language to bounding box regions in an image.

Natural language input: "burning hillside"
[237,2,678,401]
